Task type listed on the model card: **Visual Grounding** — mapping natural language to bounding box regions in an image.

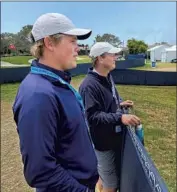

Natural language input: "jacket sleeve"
[79,87,123,127]
[13,92,87,192]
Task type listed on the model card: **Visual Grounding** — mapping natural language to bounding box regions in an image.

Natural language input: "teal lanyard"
[30,66,94,146]
[30,66,85,112]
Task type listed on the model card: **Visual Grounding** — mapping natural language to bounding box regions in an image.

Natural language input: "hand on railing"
[122,106,144,145]
[120,100,134,108]
[121,114,141,127]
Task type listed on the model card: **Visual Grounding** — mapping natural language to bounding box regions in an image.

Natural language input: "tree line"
[1,24,151,56]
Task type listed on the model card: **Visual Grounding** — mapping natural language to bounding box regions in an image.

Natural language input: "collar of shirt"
[93,68,101,75]
[31,59,72,84]
[88,67,112,89]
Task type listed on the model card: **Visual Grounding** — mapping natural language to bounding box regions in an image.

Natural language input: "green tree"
[127,38,148,54]
[94,33,121,47]
[15,25,33,54]
[85,44,89,55]
[1,25,33,55]
[1,33,16,55]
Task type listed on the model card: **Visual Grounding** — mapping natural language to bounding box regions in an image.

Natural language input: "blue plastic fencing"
[115,58,145,69]
[111,69,177,86]
[126,54,145,60]
[120,126,168,192]
[1,60,176,86]
[0,67,30,83]
[0,59,145,83]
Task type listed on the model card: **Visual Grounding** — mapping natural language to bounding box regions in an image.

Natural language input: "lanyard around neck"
[30,66,95,147]
[109,75,120,107]
[30,66,85,112]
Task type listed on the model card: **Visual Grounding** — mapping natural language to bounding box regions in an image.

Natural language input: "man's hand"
[120,100,134,107]
[121,114,140,126]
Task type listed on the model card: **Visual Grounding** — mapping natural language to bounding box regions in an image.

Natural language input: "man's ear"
[97,56,103,64]
[43,37,54,52]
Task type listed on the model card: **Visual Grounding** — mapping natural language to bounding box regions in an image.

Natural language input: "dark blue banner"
[120,127,168,192]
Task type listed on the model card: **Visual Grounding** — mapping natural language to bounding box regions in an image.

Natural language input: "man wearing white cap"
[12,13,98,192]
[79,42,141,192]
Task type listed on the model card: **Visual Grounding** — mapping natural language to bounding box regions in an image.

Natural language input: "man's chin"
[67,62,77,70]
[72,61,77,69]
[111,63,116,70]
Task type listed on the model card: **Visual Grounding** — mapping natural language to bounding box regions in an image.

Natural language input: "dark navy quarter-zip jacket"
[12,60,98,192]
[79,68,124,151]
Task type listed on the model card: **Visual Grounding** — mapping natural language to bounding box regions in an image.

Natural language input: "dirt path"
[1,101,32,192]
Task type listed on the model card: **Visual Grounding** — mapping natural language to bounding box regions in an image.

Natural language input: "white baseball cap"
[31,13,92,42]
[89,42,122,58]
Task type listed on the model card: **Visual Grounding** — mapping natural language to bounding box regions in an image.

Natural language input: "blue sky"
[1,2,176,46]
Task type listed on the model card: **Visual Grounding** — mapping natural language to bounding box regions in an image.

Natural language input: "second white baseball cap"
[89,42,122,58]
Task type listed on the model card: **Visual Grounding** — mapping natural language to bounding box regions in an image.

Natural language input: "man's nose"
[76,44,80,52]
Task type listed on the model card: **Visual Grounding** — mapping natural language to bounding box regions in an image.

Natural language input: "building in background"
[161,45,176,62]
[147,44,170,62]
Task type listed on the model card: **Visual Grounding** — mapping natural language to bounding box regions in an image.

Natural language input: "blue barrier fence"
[115,58,145,69]
[111,69,177,86]
[0,59,145,83]
[120,127,168,192]
[1,62,176,86]
[125,54,145,60]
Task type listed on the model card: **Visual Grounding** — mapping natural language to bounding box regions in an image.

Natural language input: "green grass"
[1,55,91,65]
[2,56,175,71]
[130,61,176,70]
[1,77,176,192]
[1,83,20,102]
[76,55,91,64]
[1,56,34,64]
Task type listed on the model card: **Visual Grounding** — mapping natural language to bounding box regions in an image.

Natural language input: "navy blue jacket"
[79,68,124,151]
[12,60,98,192]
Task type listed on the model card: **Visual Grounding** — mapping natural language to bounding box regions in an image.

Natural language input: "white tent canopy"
[161,45,176,62]
[147,45,170,62]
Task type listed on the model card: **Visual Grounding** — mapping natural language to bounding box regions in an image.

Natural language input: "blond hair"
[91,53,106,67]
[30,33,63,59]
[91,57,98,67]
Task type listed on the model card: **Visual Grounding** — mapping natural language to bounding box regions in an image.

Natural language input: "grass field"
[1,55,91,65]
[1,56,34,65]
[76,55,91,64]
[130,61,176,71]
[1,76,176,192]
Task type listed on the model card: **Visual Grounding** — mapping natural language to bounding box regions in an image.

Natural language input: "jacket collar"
[31,59,71,84]
[88,67,112,87]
